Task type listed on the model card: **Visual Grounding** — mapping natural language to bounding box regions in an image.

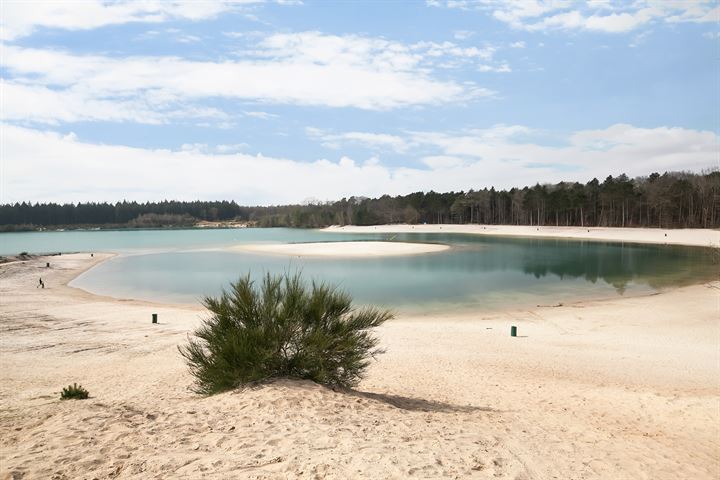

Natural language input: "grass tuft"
[60,383,89,400]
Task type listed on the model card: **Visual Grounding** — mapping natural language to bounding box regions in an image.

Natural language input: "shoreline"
[1,254,718,478]
[19,251,719,324]
[64,253,207,312]
[65,246,710,316]
[65,250,708,318]
[0,223,251,234]
[323,224,720,248]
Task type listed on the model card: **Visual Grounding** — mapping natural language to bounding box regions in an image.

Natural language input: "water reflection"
[513,238,715,293]
[71,233,717,312]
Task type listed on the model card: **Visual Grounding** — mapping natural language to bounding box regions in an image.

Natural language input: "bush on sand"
[179,273,392,395]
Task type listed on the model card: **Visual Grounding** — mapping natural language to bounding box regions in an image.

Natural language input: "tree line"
[1,170,718,231]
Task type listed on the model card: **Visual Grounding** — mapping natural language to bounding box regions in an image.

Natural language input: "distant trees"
[0,199,248,229]
[1,170,718,230]
[127,213,196,228]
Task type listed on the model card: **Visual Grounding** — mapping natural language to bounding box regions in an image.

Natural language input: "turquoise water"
[2,228,716,312]
[0,228,359,256]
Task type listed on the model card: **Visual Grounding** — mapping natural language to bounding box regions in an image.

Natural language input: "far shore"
[323,224,720,248]
[231,240,450,257]
[4,223,719,251]
[1,253,718,479]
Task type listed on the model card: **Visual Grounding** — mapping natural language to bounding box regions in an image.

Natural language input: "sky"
[1,0,718,205]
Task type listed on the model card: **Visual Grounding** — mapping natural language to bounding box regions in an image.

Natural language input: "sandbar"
[231,240,449,257]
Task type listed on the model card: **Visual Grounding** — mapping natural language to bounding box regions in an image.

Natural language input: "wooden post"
[152,313,158,324]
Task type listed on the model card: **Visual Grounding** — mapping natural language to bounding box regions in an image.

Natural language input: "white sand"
[232,241,449,257]
[1,254,719,479]
[323,224,720,248]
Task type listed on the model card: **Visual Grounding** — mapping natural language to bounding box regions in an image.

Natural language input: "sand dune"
[1,254,718,479]
[323,224,720,248]
[231,240,449,257]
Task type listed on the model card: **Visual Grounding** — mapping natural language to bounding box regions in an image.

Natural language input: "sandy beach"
[231,241,449,257]
[4,0,718,477]
[323,224,720,248]
[1,247,719,479]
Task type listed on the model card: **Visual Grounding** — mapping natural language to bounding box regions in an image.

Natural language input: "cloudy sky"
[1,0,718,205]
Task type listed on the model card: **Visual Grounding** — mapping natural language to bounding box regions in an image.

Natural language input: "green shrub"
[60,383,89,400]
[179,273,392,395]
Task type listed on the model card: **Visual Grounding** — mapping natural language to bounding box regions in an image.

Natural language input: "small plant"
[19,251,28,256]
[180,273,393,395]
[60,383,89,400]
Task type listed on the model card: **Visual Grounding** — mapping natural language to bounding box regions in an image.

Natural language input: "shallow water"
[3,228,712,313]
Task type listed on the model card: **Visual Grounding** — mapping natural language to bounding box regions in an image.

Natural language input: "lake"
[2,228,716,313]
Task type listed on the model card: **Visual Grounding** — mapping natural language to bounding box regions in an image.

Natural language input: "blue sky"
[1,0,718,204]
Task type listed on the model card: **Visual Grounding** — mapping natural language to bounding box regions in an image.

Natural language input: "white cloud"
[509,41,526,48]
[584,12,650,33]
[243,111,278,120]
[421,155,468,169]
[491,0,574,25]
[408,124,529,143]
[665,3,719,24]
[453,30,475,40]
[0,124,398,204]
[181,142,249,153]
[306,128,410,153]
[216,143,250,153]
[253,32,498,70]
[413,40,496,61]
[1,81,162,125]
[2,123,715,204]
[1,32,494,124]
[410,123,717,177]
[0,0,263,41]
[0,80,232,125]
[247,32,503,74]
[629,29,652,48]
[176,34,203,44]
[478,63,511,73]
[180,143,209,152]
[429,0,720,33]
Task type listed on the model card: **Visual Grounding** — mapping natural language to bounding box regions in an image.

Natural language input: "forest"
[1,170,718,231]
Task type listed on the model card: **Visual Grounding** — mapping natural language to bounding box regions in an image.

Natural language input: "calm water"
[2,228,716,313]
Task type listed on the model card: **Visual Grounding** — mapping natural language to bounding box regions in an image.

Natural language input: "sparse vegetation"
[60,383,89,400]
[179,273,393,395]
[127,212,196,228]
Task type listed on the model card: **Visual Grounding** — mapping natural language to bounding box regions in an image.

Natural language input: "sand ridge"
[323,224,720,248]
[231,240,450,257]
[1,253,719,479]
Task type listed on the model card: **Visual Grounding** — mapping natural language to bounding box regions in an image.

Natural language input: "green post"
[152,313,158,324]
[510,326,517,337]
